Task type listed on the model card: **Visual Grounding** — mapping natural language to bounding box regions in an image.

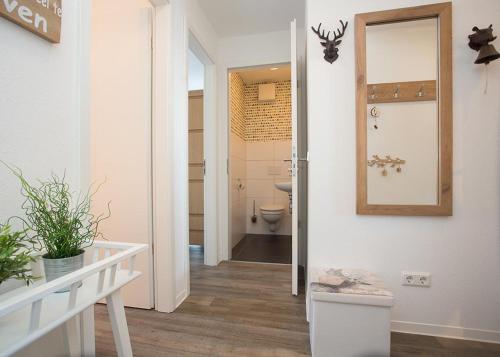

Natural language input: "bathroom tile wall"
[245,140,292,235]
[230,73,245,140]
[245,80,292,142]
[230,133,247,248]
[230,75,292,239]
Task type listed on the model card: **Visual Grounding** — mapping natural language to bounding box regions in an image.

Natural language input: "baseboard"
[391,320,500,344]
[175,289,187,308]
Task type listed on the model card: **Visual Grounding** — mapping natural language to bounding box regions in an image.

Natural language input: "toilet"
[259,204,285,232]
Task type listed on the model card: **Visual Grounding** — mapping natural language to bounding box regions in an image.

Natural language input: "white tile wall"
[245,141,274,161]
[245,140,292,235]
[230,133,247,248]
[230,136,293,240]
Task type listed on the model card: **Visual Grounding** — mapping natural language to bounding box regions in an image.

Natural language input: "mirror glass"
[365,18,439,205]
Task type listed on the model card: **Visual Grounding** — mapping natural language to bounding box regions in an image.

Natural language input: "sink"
[275,181,292,193]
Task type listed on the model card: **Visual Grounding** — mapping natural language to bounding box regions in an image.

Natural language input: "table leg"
[106,290,133,357]
[63,315,81,357]
[81,305,96,356]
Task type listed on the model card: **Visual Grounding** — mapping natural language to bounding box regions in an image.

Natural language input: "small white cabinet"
[309,269,394,357]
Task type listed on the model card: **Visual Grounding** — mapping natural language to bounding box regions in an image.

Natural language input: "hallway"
[94,247,500,356]
[95,246,310,356]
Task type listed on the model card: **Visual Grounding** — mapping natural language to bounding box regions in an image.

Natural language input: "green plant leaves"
[0,225,38,285]
[2,162,110,259]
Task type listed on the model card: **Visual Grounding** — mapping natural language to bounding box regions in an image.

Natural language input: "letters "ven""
[2,0,48,33]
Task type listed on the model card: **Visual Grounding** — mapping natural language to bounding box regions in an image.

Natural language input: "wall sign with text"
[0,0,62,43]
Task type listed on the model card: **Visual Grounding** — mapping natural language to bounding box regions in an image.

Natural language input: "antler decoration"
[333,20,348,45]
[311,20,348,64]
[367,155,406,177]
[311,23,331,44]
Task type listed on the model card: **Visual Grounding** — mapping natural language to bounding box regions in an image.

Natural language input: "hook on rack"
[369,85,377,100]
[416,84,425,97]
[393,85,400,99]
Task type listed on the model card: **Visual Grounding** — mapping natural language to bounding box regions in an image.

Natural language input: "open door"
[291,19,299,296]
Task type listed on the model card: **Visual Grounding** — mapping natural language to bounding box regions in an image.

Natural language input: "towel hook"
[393,85,400,99]
[416,84,425,97]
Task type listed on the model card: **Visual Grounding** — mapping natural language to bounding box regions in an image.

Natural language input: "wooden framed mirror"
[355,3,452,216]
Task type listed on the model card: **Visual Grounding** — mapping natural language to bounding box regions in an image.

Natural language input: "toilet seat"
[260,204,285,213]
[259,204,285,232]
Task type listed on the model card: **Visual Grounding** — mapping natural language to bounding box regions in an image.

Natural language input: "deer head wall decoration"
[311,20,348,64]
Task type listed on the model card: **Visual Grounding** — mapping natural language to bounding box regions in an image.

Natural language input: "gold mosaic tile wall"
[244,80,291,142]
[230,75,292,142]
[230,73,245,140]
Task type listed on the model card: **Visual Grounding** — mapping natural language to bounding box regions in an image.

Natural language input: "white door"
[291,19,299,296]
[90,0,154,309]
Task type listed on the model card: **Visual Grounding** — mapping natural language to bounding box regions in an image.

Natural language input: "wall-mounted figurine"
[468,24,500,65]
[311,20,348,64]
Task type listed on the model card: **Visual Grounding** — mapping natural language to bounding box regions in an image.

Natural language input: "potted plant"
[6,166,109,292]
[0,224,38,294]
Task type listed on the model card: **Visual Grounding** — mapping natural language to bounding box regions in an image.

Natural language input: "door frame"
[225,63,292,261]
[188,32,218,267]
[150,0,176,313]
[151,0,218,312]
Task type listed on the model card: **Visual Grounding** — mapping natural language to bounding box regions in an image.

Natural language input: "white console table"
[0,241,147,357]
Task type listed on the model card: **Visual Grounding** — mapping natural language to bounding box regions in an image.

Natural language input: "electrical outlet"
[401,272,431,287]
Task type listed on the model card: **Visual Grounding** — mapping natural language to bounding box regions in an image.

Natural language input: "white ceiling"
[235,65,291,84]
[196,0,305,38]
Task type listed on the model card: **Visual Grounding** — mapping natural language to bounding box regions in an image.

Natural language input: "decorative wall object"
[230,73,245,140]
[356,3,453,215]
[367,155,406,176]
[0,0,62,43]
[468,25,500,65]
[311,21,348,63]
[367,80,437,104]
[370,107,380,129]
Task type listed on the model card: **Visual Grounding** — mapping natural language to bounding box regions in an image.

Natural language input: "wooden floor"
[232,234,292,264]
[95,246,500,356]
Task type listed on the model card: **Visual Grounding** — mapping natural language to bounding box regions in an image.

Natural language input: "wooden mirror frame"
[355,2,453,216]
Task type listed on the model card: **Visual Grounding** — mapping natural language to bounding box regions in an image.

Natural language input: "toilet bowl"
[259,204,285,232]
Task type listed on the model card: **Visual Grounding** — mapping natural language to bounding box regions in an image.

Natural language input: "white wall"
[229,133,247,248]
[307,0,500,342]
[0,1,90,355]
[187,0,218,62]
[188,49,204,90]
[0,1,87,221]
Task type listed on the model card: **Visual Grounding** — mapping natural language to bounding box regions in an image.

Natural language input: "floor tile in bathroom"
[232,234,292,264]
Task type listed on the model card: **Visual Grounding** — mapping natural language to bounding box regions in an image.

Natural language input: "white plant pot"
[42,250,85,293]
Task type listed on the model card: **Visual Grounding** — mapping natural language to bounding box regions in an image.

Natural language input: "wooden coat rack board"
[367,80,436,104]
